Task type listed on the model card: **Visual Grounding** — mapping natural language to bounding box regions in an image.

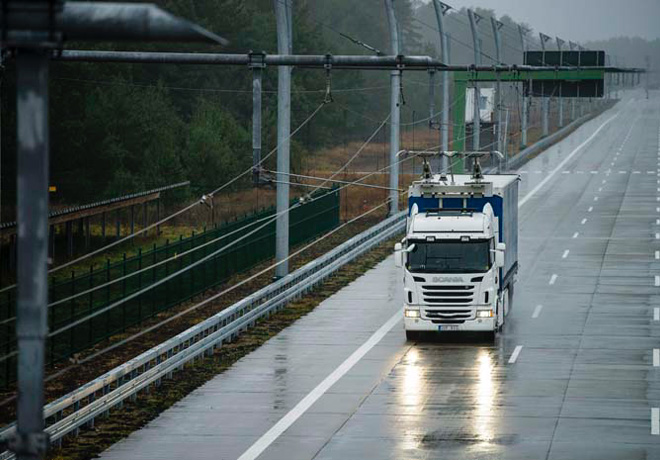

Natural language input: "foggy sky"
[425,0,660,43]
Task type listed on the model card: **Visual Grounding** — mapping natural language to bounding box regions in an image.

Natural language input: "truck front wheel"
[406,330,421,342]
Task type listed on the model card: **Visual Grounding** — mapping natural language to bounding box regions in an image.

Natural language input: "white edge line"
[236,309,402,460]
[508,345,523,364]
[237,111,621,460]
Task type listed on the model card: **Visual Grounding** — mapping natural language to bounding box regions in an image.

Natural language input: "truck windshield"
[406,240,492,274]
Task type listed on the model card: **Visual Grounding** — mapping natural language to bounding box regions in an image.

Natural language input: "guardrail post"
[88,264,94,344]
[102,384,110,417]
[84,217,90,250]
[130,370,138,401]
[138,248,143,323]
[66,221,73,258]
[122,253,127,331]
[87,393,96,428]
[115,209,121,240]
[69,271,75,357]
[73,401,80,436]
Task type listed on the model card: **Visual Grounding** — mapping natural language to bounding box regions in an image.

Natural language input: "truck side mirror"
[494,242,505,268]
[394,243,403,268]
[495,250,504,268]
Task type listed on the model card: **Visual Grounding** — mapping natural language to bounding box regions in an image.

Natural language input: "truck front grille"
[424,308,473,324]
[421,284,475,304]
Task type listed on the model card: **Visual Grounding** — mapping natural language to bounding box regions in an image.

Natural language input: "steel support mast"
[467,10,482,153]
[518,25,528,148]
[539,33,551,137]
[491,17,504,167]
[556,37,565,127]
[250,53,265,185]
[274,0,293,278]
[385,0,401,215]
[432,0,451,174]
[1,3,224,460]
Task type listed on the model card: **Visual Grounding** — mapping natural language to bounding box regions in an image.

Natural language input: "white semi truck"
[394,155,519,340]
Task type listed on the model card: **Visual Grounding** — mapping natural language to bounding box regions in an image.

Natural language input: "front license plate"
[439,325,458,331]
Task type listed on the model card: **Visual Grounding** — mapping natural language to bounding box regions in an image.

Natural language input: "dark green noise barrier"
[0,189,339,388]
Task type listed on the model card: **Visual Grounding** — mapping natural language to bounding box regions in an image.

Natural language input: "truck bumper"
[404,316,496,332]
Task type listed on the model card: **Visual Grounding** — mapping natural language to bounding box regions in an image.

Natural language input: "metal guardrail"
[0,181,190,230]
[0,211,406,459]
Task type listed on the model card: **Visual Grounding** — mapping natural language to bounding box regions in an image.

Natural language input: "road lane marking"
[517,114,619,208]
[532,305,543,319]
[581,218,587,225]
[598,187,603,192]
[237,112,622,460]
[562,249,570,259]
[655,275,660,287]
[508,345,523,364]
[549,274,558,285]
[655,308,659,321]
[602,180,607,184]
[653,408,660,435]
[656,219,660,225]
[656,251,659,260]
[236,308,402,460]
[573,232,579,239]
[654,349,659,367]
[656,233,660,240]
[594,197,599,201]
[588,206,593,213]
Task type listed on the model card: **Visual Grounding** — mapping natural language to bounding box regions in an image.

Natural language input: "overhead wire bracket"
[323,54,333,104]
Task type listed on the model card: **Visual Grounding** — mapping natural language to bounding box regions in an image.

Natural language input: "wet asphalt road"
[99,90,660,460]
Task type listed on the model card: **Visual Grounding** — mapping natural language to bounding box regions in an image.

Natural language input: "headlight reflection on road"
[399,347,423,452]
[475,349,495,443]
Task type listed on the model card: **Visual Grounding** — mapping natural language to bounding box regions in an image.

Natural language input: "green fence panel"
[0,190,339,388]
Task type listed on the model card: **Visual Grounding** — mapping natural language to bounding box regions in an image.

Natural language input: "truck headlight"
[405,309,421,318]
[477,310,493,318]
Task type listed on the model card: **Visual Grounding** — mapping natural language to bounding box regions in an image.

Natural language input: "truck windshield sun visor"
[406,240,492,274]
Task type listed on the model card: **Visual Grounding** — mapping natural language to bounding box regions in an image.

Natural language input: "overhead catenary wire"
[24,146,429,346]
[0,99,329,295]
[306,113,391,195]
[1,144,450,375]
[0,82,481,322]
[8,189,403,398]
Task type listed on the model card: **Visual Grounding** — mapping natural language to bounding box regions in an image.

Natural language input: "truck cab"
[395,172,519,340]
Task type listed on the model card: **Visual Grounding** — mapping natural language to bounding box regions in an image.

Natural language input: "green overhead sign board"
[523,50,606,98]
[525,79,604,97]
